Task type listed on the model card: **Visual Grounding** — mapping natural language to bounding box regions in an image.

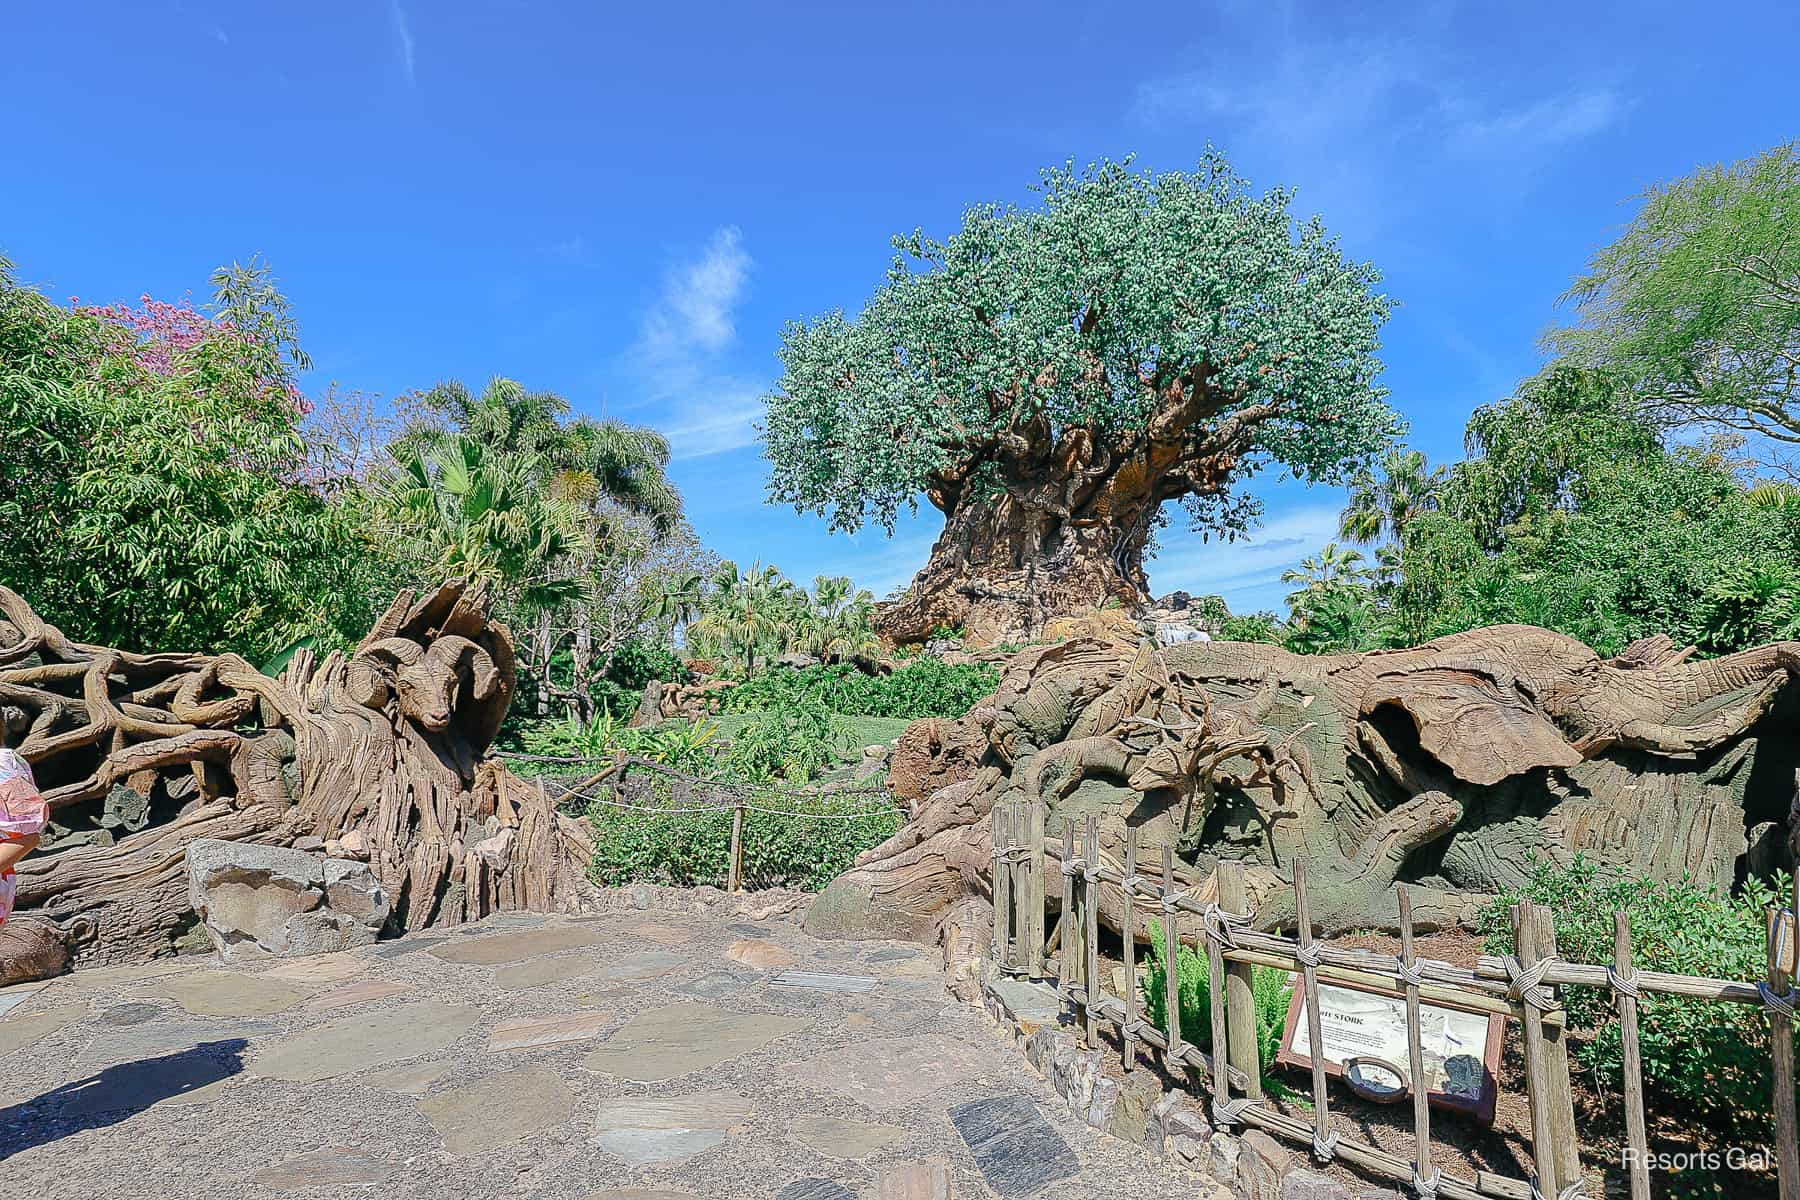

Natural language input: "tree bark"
[813,627,1800,946]
[878,467,1158,646]
[0,582,591,973]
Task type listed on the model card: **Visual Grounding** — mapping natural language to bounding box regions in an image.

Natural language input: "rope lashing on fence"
[1201,901,1252,947]
[1059,855,1088,877]
[1119,873,1150,895]
[1396,958,1429,988]
[1210,1096,1254,1127]
[1759,981,1800,1019]
[1526,1178,1588,1200]
[1158,888,1191,914]
[1310,1126,1340,1162]
[1295,940,1325,968]
[1605,964,1640,1001]
[1502,953,1558,1011]
[1410,1165,1442,1199]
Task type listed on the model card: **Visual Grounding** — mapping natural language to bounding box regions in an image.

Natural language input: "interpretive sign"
[1276,981,1503,1123]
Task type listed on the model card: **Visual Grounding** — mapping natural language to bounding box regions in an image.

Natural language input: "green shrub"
[1141,918,1292,1082]
[720,658,998,720]
[513,712,720,775]
[1477,855,1789,1133]
[720,705,852,783]
[583,780,900,891]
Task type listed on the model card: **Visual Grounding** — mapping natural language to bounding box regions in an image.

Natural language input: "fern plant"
[1141,918,1293,1081]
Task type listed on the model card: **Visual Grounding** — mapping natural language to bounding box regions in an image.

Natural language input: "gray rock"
[97,1001,164,1026]
[419,1065,579,1154]
[185,838,389,962]
[1207,1131,1243,1184]
[1281,1169,1357,1200]
[1236,1129,1297,1200]
[774,1181,853,1200]
[949,1095,1078,1198]
[253,1148,395,1191]
[590,1091,753,1166]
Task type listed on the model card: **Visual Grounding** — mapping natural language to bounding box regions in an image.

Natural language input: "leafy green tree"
[1547,141,1800,456]
[374,434,586,613]
[1441,366,1659,549]
[763,154,1398,642]
[0,253,374,660]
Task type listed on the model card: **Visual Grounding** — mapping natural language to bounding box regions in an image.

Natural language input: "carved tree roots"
[807,625,1800,946]
[0,583,592,970]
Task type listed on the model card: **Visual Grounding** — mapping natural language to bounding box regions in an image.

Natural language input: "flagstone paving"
[0,906,1215,1199]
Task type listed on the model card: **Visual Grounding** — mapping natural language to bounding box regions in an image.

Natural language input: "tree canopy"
[1547,140,1800,461]
[764,154,1399,541]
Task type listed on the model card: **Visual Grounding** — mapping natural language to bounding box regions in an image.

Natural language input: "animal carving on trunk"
[806,626,1800,949]
[0,582,589,974]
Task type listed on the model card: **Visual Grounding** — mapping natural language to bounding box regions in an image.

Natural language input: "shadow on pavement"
[0,1038,248,1159]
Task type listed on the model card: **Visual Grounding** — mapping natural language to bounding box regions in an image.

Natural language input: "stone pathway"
[0,908,1214,1199]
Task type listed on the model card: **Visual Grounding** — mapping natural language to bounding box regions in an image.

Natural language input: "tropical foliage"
[720,658,999,720]
[0,254,381,660]
[688,561,879,670]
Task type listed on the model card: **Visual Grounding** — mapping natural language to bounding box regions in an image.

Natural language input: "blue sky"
[3,2,1792,611]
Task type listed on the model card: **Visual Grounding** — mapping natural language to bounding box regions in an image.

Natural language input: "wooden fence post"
[1218,861,1262,1101]
[1513,903,1562,1198]
[991,803,1012,969]
[1083,814,1101,1047]
[1025,801,1046,977]
[1293,858,1335,1160]
[1120,824,1139,1072]
[1398,886,1434,1194]
[1059,822,1075,1003]
[1203,852,1230,1118]
[1528,904,1580,1189]
[1612,911,1649,1200]
[1768,881,1800,1200]
[726,800,745,893]
[1162,845,1185,1079]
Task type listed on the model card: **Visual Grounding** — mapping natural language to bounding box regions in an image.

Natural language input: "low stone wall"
[981,969,1394,1200]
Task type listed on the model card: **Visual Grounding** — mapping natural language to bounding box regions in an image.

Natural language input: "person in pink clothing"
[0,711,47,929]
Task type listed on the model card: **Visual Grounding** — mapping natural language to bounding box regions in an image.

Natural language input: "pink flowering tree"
[0,253,389,659]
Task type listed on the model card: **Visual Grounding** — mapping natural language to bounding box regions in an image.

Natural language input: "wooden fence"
[511,750,899,893]
[989,799,1800,1200]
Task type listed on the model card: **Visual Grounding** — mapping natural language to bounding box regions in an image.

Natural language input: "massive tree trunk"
[878,490,1153,646]
[877,406,1234,645]
[808,626,1800,946]
[0,582,593,972]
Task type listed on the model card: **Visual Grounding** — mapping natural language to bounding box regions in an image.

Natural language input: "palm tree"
[1281,542,1370,606]
[1746,481,1800,511]
[374,435,585,615]
[651,571,705,648]
[1339,447,1446,545]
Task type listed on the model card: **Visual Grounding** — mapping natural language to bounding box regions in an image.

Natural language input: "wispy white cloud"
[642,226,751,354]
[626,227,761,460]
[1145,504,1343,613]
[1450,89,1627,157]
[1130,29,1628,232]
[389,1,416,86]
[661,384,765,460]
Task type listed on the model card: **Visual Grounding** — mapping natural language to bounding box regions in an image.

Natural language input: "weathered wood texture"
[814,627,1800,944]
[0,582,583,970]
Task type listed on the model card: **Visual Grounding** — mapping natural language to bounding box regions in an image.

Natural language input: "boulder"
[186,838,389,961]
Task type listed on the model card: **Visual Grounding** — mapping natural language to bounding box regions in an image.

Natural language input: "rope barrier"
[1760,981,1799,1019]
